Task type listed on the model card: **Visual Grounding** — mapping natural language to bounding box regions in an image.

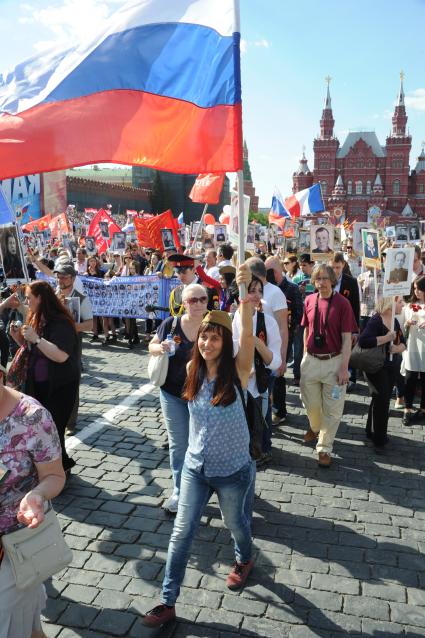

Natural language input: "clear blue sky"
[1,0,424,207]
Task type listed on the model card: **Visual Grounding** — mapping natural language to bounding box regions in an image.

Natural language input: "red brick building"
[293,75,425,220]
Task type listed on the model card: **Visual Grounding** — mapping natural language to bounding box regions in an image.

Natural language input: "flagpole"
[191,203,208,255]
[237,169,246,298]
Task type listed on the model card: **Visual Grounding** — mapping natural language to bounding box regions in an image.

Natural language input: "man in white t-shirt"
[246,257,289,456]
[204,249,220,279]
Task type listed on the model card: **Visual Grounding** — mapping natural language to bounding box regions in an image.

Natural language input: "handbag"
[349,342,386,374]
[2,506,73,590]
[147,316,178,387]
[236,384,267,460]
[6,344,30,390]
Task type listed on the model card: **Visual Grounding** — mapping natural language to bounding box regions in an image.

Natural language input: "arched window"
[419,184,425,194]
[355,181,363,195]
[366,180,372,195]
[393,179,400,195]
[320,181,327,195]
[347,180,352,195]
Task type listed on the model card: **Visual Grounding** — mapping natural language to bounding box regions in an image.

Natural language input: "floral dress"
[0,395,61,533]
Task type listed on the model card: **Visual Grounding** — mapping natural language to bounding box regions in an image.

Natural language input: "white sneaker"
[164,494,179,513]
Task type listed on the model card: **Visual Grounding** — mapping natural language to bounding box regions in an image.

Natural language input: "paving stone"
[362,580,406,602]
[343,594,390,620]
[62,584,100,604]
[91,609,137,635]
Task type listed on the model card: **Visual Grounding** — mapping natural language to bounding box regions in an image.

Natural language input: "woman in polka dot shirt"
[143,264,256,627]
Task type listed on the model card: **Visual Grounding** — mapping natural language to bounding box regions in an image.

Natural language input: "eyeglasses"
[186,296,208,305]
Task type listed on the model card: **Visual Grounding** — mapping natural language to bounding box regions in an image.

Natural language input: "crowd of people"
[1,214,425,633]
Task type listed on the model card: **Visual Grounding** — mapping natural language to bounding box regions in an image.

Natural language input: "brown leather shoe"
[318,452,332,468]
[303,428,318,444]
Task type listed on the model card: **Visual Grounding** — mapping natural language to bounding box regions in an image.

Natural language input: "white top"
[401,304,425,372]
[205,265,220,280]
[232,310,282,398]
[262,282,287,317]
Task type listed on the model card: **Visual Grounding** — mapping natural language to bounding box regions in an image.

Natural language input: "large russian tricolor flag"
[0,0,242,180]
[284,183,324,218]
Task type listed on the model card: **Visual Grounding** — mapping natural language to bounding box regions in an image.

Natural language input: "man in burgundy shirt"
[300,264,358,467]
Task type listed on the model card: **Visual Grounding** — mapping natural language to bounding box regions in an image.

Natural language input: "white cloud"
[240,38,271,55]
[18,0,117,50]
[405,88,425,111]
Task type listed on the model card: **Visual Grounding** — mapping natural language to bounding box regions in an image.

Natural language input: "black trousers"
[0,327,9,368]
[365,366,395,446]
[33,380,79,471]
[405,370,425,409]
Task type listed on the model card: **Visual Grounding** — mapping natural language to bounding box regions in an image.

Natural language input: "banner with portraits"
[80,275,179,320]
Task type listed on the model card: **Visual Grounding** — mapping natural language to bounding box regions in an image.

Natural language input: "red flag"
[22,214,51,232]
[189,174,225,204]
[88,208,121,254]
[135,210,180,251]
[49,212,71,239]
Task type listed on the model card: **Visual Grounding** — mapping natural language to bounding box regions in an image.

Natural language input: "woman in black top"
[358,295,406,452]
[149,283,208,512]
[10,280,79,473]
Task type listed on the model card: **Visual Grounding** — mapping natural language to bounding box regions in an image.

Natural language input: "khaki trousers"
[300,353,346,455]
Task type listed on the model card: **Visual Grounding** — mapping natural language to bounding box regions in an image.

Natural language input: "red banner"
[87,208,121,254]
[189,173,225,204]
[134,209,180,251]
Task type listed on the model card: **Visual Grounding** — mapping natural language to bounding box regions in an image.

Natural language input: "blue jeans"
[159,389,190,496]
[161,460,256,606]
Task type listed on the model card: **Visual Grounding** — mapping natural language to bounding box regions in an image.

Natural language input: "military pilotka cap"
[54,264,77,276]
[167,254,195,268]
[202,309,232,334]
[219,265,236,275]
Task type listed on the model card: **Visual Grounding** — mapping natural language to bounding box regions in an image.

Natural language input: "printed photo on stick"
[246,224,255,249]
[285,238,298,254]
[161,228,174,249]
[395,224,409,242]
[85,236,97,256]
[310,224,334,259]
[99,221,110,239]
[111,231,126,253]
[383,246,414,297]
[352,222,372,255]
[0,225,25,279]
[361,228,381,269]
[214,224,227,244]
[298,230,311,252]
[409,224,420,242]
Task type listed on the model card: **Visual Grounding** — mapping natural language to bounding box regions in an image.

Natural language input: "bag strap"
[169,315,178,337]
[235,380,249,424]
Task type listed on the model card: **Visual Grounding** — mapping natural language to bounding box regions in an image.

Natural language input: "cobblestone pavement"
[42,338,425,638]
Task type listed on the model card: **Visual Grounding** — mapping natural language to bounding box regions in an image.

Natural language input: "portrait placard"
[298,230,311,253]
[383,247,414,296]
[310,224,334,260]
[361,228,381,269]
[353,222,372,255]
[0,225,26,281]
[111,231,126,254]
[160,228,175,250]
[214,224,227,244]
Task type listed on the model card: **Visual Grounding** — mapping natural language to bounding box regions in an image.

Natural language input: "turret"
[320,76,335,139]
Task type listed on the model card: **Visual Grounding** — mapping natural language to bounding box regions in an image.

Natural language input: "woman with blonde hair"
[149,283,209,513]
[358,295,406,452]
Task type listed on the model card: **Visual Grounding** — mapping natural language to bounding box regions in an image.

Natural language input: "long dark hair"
[183,322,237,406]
[411,275,425,303]
[26,281,76,334]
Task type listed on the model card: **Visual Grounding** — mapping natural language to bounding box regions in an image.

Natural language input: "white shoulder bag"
[2,505,73,590]
[147,316,178,387]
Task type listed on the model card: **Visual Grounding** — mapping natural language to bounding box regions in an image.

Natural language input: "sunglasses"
[283,261,290,265]
[186,296,208,305]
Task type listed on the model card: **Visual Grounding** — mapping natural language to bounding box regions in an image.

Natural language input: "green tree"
[249,210,268,226]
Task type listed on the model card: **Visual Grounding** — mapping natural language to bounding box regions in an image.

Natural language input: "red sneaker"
[226,560,254,590]
[142,603,176,627]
